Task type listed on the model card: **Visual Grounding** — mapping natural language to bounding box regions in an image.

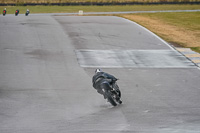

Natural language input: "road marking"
[175,47,200,68]
[192,60,200,63]
[75,49,196,68]
[175,48,191,52]
[185,54,200,58]
[25,9,200,16]
[123,18,175,51]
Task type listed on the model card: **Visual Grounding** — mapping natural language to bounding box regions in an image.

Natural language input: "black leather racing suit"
[92,72,117,96]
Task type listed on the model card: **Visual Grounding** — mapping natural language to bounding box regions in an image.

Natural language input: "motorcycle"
[25,10,29,16]
[102,79,122,106]
[3,10,6,16]
[15,10,19,16]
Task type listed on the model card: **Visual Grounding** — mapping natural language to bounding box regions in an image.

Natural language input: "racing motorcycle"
[25,10,29,16]
[102,79,122,106]
[15,10,19,16]
[3,10,6,16]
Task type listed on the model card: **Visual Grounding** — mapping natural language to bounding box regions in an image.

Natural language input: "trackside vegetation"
[120,11,200,52]
[0,0,200,5]
[0,4,200,14]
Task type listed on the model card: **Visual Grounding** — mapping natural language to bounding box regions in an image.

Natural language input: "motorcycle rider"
[3,8,6,16]
[92,68,118,99]
[25,9,30,16]
[15,9,19,16]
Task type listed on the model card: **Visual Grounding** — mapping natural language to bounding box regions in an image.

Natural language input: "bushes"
[0,0,200,5]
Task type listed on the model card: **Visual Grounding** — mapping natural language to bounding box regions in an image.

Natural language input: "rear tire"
[105,91,117,106]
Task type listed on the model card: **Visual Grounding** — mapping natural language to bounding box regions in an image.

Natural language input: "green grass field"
[0,0,200,4]
[138,12,200,31]
[1,4,200,14]
[120,11,200,52]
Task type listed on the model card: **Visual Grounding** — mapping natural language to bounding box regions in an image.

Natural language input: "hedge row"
[0,0,200,6]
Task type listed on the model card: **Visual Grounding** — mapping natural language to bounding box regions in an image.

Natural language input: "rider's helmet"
[95,68,102,73]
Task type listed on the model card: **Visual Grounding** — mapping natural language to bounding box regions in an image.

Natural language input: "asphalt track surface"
[0,15,200,133]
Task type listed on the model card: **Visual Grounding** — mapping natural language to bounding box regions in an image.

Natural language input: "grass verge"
[1,0,200,4]
[0,4,200,14]
[120,11,200,53]
[191,47,200,53]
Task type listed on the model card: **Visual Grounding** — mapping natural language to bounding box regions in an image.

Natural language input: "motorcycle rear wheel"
[105,91,117,106]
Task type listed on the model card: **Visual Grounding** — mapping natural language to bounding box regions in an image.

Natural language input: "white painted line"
[122,17,175,51]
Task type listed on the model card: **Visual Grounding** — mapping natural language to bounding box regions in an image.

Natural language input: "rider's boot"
[97,89,107,99]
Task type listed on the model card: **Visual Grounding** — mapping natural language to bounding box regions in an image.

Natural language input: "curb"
[175,48,200,68]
